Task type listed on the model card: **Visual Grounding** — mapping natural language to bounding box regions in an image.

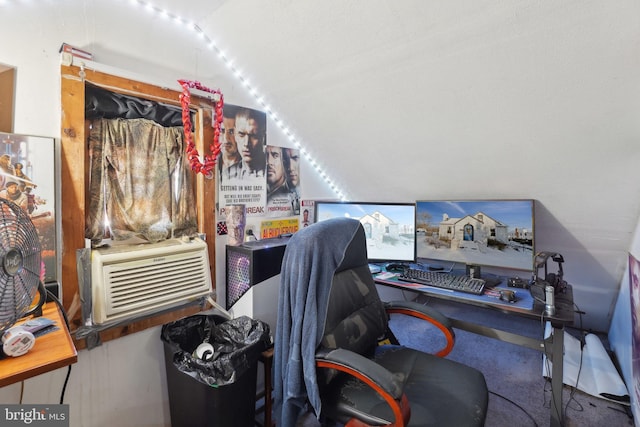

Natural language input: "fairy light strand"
[1,0,348,200]
[127,0,348,200]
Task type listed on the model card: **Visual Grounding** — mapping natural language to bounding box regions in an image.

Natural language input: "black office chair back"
[274,217,488,427]
[321,266,387,356]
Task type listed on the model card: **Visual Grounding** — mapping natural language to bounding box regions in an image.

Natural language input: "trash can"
[161,313,271,427]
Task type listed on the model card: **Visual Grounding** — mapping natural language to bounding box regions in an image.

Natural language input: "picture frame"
[0,132,58,283]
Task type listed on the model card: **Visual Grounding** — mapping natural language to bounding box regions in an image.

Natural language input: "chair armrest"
[384,300,456,357]
[316,347,403,400]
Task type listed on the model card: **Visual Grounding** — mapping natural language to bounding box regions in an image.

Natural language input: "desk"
[0,302,78,387]
[374,272,573,427]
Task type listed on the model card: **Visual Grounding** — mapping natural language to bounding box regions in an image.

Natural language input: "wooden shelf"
[0,302,78,387]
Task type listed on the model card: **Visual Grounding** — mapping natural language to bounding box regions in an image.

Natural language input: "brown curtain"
[86,117,197,243]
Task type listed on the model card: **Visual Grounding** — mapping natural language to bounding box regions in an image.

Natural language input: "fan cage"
[0,199,42,334]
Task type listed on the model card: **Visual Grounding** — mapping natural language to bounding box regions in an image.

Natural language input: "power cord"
[489,390,539,427]
[46,290,73,405]
[563,303,585,416]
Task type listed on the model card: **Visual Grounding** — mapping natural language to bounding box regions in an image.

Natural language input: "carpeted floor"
[388,294,633,427]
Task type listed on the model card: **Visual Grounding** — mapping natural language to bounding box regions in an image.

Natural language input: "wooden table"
[0,302,78,387]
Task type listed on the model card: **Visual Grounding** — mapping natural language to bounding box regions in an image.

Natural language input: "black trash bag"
[161,314,271,386]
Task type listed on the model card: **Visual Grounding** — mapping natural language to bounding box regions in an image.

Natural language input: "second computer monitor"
[415,199,535,272]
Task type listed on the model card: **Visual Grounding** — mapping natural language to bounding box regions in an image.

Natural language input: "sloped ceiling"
[2,0,639,330]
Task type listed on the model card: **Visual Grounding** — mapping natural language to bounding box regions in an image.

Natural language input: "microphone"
[544,285,556,316]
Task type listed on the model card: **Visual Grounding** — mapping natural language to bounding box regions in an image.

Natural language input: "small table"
[374,272,573,427]
[0,302,78,387]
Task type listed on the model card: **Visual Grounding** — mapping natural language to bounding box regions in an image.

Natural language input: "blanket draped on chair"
[273,218,362,427]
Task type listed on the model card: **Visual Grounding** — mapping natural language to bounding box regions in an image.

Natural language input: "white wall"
[206,0,640,333]
[0,1,639,426]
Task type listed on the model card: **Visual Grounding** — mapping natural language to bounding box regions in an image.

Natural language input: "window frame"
[61,64,217,348]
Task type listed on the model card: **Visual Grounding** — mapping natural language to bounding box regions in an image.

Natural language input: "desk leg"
[257,348,274,427]
[550,324,564,427]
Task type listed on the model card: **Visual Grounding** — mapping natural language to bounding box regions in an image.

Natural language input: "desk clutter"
[372,250,573,314]
[0,302,77,388]
[1,317,57,358]
[373,266,540,310]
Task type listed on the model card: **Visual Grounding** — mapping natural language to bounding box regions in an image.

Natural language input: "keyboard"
[398,267,486,295]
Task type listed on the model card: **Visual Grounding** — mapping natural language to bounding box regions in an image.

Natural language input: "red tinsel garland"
[178,79,224,177]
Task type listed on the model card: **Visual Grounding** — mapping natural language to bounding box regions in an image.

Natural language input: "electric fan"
[0,198,46,338]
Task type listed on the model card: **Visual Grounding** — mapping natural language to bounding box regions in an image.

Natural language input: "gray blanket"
[273,217,362,427]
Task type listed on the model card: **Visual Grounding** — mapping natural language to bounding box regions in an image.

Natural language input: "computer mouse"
[499,289,517,303]
[385,263,406,273]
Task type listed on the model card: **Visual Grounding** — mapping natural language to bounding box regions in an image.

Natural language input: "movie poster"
[629,253,640,408]
[266,145,300,218]
[217,104,267,219]
[0,132,57,283]
[260,218,299,239]
[300,200,315,228]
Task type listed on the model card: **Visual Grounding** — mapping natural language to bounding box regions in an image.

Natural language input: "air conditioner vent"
[91,238,212,324]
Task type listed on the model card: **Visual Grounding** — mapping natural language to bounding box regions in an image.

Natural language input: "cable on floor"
[489,390,539,427]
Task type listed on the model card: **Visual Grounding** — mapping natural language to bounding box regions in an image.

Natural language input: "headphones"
[530,251,567,302]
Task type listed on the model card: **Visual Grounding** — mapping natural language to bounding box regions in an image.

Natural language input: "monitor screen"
[415,199,535,272]
[314,201,417,263]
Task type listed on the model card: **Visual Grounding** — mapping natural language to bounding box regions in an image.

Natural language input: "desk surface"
[0,302,78,387]
[374,270,574,326]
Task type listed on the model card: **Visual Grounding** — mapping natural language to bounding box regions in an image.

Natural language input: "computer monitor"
[314,201,417,263]
[415,199,535,272]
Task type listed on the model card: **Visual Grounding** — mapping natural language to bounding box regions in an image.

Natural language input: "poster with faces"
[216,104,303,246]
[265,145,300,218]
[217,104,267,220]
[0,132,57,283]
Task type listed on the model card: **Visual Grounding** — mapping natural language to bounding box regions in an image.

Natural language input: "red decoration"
[178,79,224,178]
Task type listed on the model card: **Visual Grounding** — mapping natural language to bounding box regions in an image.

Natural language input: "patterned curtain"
[86,117,197,243]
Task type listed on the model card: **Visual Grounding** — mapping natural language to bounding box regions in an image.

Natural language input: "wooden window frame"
[60,64,216,348]
[0,65,15,133]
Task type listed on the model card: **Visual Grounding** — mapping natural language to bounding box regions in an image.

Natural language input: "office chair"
[273,217,488,427]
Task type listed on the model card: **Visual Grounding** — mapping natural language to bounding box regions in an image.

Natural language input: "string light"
[0,0,348,201]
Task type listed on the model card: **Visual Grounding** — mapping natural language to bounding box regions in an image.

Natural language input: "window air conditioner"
[91,237,212,325]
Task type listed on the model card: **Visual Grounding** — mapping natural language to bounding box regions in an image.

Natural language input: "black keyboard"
[398,268,486,295]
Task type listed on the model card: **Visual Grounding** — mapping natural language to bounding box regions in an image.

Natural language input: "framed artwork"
[0,132,57,283]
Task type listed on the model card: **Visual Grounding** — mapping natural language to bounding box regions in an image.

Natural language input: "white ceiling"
[0,0,638,330]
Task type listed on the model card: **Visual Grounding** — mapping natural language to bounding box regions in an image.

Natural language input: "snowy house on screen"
[438,211,508,251]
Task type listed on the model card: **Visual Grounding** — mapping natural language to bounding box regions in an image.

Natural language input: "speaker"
[225,235,290,309]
